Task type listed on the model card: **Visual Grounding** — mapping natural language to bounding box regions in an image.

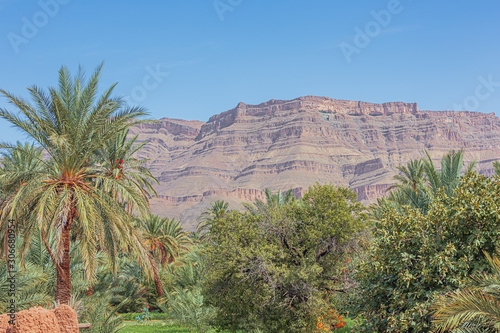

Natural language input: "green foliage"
[78,291,124,333]
[354,172,500,332]
[120,321,190,333]
[0,259,52,312]
[374,150,475,217]
[334,317,364,333]
[140,214,192,265]
[494,161,500,177]
[203,183,368,333]
[0,223,152,332]
[104,256,152,313]
[0,64,157,304]
[137,213,193,298]
[164,288,215,333]
[386,158,426,193]
[431,252,500,332]
[197,200,230,242]
[95,128,158,199]
[160,245,216,333]
[135,307,152,324]
[242,188,295,215]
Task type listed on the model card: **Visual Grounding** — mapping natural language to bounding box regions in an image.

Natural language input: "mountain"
[129,96,500,230]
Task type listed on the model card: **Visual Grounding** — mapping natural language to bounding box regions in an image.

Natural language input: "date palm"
[94,128,157,209]
[423,149,476,198]
[386,159,426,193]
[381,150,476,215]
[0,142,44,201]
[265,188,294,206]
[242,188,294,215]
[85,128,159,296]
[493,161,500,177]
[197,200,230,240]
[0,64,155,304]
[139,214,192,296]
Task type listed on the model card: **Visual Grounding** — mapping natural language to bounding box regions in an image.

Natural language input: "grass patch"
[120,321,190,333]
[119,317,363,332]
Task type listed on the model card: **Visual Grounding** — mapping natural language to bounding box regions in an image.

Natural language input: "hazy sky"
[0,0,499,143]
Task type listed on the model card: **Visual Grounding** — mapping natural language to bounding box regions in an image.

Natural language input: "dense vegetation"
[1,66,500,332]
[203,184,368,332]
[353,172,500,332]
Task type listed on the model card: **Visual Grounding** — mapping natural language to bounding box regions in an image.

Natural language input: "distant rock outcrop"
[129,96,500,229]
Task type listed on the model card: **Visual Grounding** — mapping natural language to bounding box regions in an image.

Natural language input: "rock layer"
[129,96,500,230]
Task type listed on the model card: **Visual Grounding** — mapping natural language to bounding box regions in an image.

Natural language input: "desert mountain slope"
[129,96,500,230]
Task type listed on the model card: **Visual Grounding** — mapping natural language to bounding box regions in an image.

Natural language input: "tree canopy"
[353,172,500,332]
[203,184,368,332]
[0,64,156,304]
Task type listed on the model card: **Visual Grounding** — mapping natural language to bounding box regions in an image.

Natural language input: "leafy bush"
[159,245,216,333]
[203,184,368,333]
[353,173,500,332]
[135,307,152,324]
[78,291,124,333]
[432,253,500,331]
[164,288,215,333]
[334,317,364,332]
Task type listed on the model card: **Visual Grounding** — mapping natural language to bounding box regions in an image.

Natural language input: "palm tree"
[84,128,159,296]
[0,64,155,304]
[423,149,476,197]
[159,245,216,332]
[432,252,500,332]
[243,188,294,215]
[379,150,476,216]
[94,128,157,210]
[493,161,500,177]
[139,214,192,297]
[386,159,426,193]
[265,188,294,206]
[0,142,44,201]
[197,200,230,239]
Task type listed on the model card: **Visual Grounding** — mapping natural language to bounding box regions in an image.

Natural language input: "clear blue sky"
[0,0,499,143]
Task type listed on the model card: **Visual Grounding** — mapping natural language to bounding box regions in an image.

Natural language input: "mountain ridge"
[129,96,500,230]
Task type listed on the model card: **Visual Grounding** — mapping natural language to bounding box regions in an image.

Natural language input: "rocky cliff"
[129,96,500,230]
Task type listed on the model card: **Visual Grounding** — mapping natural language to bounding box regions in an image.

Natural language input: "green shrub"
[135,307,152,324]
[353,173,500,332]
[163,288,215,333]
[78,291,124,333]
[204,184,368,333]
[335,317,364,332]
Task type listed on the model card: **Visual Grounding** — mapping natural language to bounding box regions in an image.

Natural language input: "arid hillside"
[129,96,500,230]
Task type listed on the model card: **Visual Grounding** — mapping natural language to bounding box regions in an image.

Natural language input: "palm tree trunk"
[150,252,164,297]
[153,272,164,297]
[55,216,72,304]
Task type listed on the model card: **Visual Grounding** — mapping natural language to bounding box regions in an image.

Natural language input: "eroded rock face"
[129,96,500,229]
[0,305,78,333]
